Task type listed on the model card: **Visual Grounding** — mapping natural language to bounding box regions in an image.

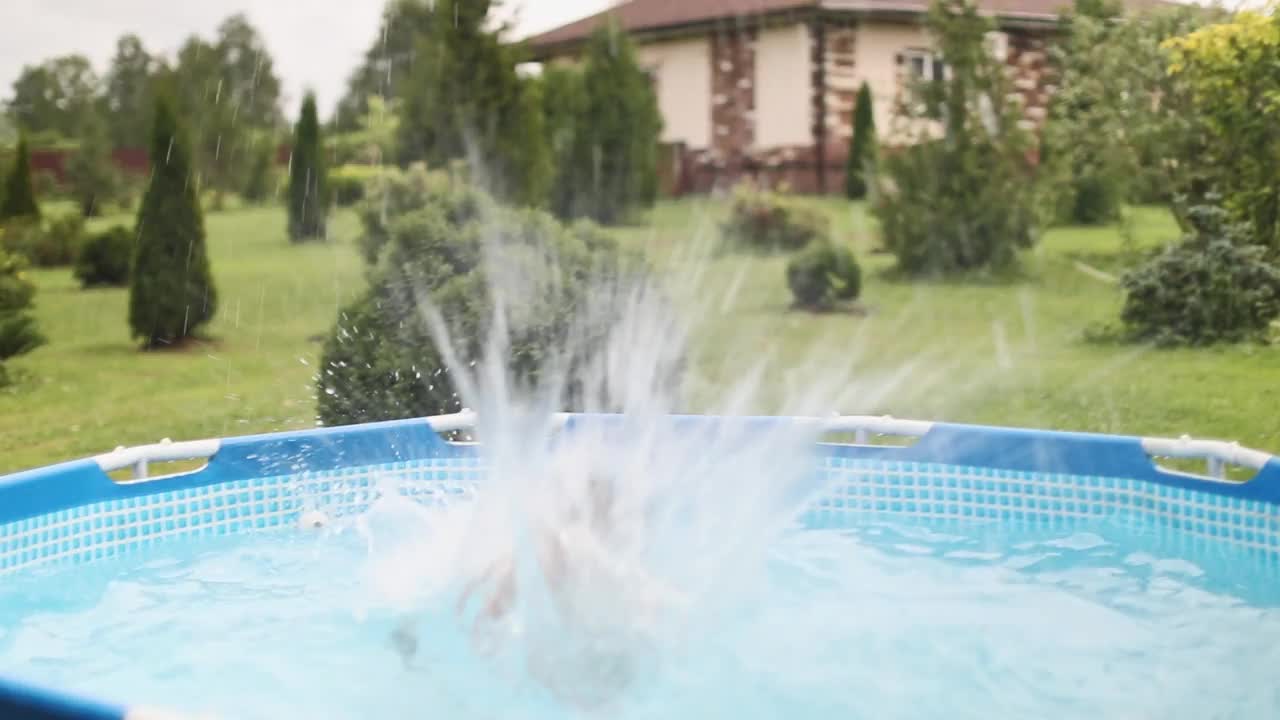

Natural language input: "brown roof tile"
[526,0,1176,50]
[527,0,817,50]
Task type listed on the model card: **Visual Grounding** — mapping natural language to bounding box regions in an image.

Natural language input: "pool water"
[1,511,1279,720]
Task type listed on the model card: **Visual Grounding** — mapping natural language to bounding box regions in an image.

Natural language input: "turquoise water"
[1,514,1279,719]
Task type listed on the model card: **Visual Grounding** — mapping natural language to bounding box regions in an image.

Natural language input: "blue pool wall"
[1,415,1280,720]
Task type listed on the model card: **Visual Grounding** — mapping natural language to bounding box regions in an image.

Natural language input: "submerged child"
[391,463,678,709]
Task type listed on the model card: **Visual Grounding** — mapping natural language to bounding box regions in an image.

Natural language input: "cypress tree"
[561,21,663,224]
[1,134,40,221]
[845,82,876,200]
[288,93,327,241]
[128,94,218,347]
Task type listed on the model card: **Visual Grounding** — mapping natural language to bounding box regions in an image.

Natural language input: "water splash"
[349,205,868,710]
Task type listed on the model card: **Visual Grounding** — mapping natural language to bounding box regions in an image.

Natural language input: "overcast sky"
[0,0,611,119]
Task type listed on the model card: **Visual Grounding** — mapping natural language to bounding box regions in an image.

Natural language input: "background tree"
[103,34,163,149]
[332,0,435,130]
[394,0,550,207]
[172,15,283,200]
[845,81,876,200]
[288,93,327,241]
[242,138,276,204]
[1043,3,1207,224]
[128,95,217,347]
[541,66,589,220]
[0,134,39,221]
[0,249,44,386]
[1163,9,1280,251]
[66,109,118,216]
[550,21,663,224]
[872,0,1042,275]
[5,56,99,139]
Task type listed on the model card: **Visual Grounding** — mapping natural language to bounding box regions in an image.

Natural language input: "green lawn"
[1,198,1277,475]
[0,206,365,474]
[613,199,1280,455]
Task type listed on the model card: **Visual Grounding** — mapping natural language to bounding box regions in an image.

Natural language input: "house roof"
[525,0,1174,53]
[528,0,816,51]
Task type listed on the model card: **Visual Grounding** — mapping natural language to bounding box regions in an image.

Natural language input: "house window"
[902,48,946,82]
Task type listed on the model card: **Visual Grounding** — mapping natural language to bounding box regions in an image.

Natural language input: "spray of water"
[340,200,893,710]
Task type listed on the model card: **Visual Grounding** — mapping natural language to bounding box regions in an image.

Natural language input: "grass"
[1,197,1277,475]
[613,199,1280,458]
[0,205,365,474]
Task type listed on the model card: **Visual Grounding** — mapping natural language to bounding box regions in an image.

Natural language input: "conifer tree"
[845,82,876,200]
[128,94,218,347]
[394,0,550,207]
[288,93,327,241]
[1,134,40,221]
[557,21,663,224]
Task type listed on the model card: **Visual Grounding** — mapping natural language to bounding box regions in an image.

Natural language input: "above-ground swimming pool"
[1,412,1279,720]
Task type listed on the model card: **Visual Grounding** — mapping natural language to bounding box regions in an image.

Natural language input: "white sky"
[0,0,611,119]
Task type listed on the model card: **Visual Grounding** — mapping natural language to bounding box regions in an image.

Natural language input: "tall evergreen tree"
[128,95,218,347]
[845,82,876,200]
[556,21,663,224]
[0,134,39,221]
[333,0,435,131]
[394,0,550,207]
[541,67,590,220]
[288,93,327,241]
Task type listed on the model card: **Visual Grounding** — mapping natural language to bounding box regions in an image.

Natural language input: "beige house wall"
[753,23,814,149]
[637,37,713,149]
[855,20,932,136]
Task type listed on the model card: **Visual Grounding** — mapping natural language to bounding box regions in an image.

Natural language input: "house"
[526,0,1114,194]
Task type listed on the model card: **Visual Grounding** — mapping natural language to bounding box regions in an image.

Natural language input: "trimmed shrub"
[317,184,646,426]
[354,164,459,263]
[0,214,84,267]
[75,225,133,287]
[845,82,876,200]
[1,134,39,221]
[0,249,44,385]
[1064,171,1123,226]
[288,93,328,241]
[129,94,218,347]
[721,184,830,252]
[1120,205,1280,347]
[786,241,862,310]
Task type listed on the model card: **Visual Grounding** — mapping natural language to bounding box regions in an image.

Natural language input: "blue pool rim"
[1,414,1279,719]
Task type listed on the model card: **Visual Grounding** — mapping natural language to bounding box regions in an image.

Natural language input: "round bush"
[317,185,649,427]
[1121,240,1280,347]
[786,242,862,310]
[354,165,461,263]
[1120,206,1280,346]
[74,225,133,287]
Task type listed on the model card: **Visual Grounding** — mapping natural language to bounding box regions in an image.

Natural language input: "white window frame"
[902,48,947,82]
